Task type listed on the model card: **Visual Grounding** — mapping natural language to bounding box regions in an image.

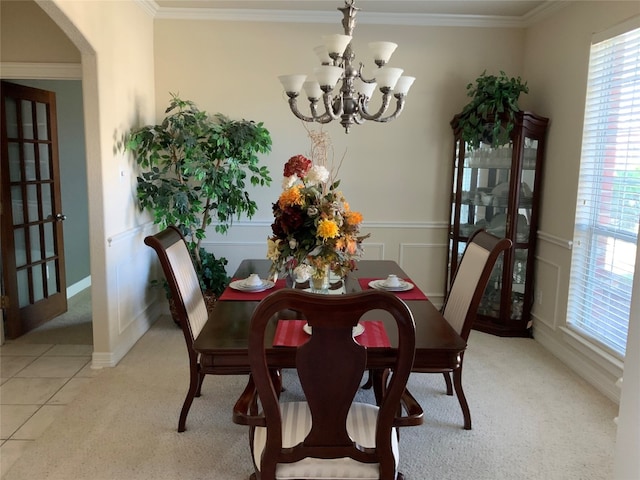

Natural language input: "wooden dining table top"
[193,259,466,371]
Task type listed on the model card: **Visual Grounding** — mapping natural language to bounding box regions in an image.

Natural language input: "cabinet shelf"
[447,111,549,337]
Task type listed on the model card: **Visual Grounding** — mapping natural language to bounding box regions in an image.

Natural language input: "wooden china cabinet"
[447,111,549,337]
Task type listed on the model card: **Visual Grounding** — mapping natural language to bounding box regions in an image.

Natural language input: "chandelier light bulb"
[394,76,416,95]
[323,34,352,57]
[368,41,398,66]
[313,45,332,65]
[303,80,323,99]
[314,65,344,89]
[278,74,307,94]
[375,67,404,90]
[356,78,377,98]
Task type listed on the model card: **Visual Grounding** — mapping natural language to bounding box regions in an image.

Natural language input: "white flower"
[289,238,297,249]
[282,175,297,189]
[305,165,330,186]
[293,264,314,282]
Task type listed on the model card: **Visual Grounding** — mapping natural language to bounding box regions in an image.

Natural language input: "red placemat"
[273,319,390,348]
[358,278,428,301]
[218,278,287,301]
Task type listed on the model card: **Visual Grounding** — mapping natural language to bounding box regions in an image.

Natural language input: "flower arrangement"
[267,130,368,283]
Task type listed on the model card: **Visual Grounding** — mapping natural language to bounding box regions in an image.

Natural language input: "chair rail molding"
[537,230,573,250]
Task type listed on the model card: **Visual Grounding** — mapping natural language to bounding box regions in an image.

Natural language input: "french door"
[1,81,67,339]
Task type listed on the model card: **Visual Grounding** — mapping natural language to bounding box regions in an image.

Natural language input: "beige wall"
[0,0,80,63]
[30,0,159,367]
[522,1,639,401]
[154,18,525,299]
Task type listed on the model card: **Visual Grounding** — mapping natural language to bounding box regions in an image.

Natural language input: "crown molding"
[0,62,82,80]
[143,1,569,28]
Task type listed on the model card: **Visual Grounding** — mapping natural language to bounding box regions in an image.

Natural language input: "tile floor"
[0,342,102,478]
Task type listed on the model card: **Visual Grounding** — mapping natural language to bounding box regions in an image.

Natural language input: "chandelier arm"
[287,95,321,123]
[352,114,366,125]
[358,91,393,121]
[373,94,407,123]
[322,92,343,121]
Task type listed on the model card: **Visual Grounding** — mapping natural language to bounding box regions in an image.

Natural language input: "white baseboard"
[533,325,621,403]
[67,276,91,298]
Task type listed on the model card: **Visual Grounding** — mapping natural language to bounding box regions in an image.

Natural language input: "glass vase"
[311,264,331,294]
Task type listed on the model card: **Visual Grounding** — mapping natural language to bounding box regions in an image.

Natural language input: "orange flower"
[345,210,363,225]
[278,185,303,207]
[346,238,358,255]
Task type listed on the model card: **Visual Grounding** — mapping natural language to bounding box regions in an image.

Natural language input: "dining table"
[192,259,467,375]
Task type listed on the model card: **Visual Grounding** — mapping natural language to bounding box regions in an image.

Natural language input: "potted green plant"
[127,94,272,298]
[454,71,529,148]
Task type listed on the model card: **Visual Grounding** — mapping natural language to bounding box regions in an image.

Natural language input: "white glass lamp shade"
[368,42,398,63]
[313,45,332,64]
[303,81,323,99]
[278,74,307,93]
[356,78,377,98]
[375,67,404,89]
[394,76,415,95]
[314,66,344,88]
[323,34,352,56]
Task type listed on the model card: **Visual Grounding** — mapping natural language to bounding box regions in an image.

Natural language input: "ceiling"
[149,1,564,26]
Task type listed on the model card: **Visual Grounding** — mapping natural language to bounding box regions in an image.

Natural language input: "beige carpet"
[3,313,617,479]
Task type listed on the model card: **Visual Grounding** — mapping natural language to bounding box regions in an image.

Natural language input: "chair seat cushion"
[252,401,399,480]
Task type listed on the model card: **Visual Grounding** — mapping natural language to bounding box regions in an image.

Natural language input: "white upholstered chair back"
[165,241,208,340]
[442,242,491,336]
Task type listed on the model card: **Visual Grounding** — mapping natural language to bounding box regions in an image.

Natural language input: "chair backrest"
[144,226,208,346]
[248,289,416,475]
[443,230,512,340]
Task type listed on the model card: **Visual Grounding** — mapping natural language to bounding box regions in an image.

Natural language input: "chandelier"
[278,0,415,134]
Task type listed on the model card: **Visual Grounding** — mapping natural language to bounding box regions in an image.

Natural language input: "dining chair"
[144,226,251,432]
[415,229,512,430]
[232,289,424,480]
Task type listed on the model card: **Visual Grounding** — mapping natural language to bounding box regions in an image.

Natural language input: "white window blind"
[567,18,640,358]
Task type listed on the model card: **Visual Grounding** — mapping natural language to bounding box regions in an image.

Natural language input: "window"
[567,18,640,358]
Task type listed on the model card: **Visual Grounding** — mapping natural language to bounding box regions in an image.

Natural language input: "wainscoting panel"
[531,256,561,329]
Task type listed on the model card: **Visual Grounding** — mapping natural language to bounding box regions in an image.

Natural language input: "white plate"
[368,279,414,292]
[303,323,365,337]
[229,279,275,292]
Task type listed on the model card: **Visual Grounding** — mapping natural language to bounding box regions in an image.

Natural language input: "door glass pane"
[44,222,55,257]
[11,186,24,224]
[29,224,42,261]
[8,142,21,182]
[21,100,34,140]
[26,184,40,222]
[5,97,18,137]
[14,228,26,267]
[46,261,59,295]
[36,102,49,140]
[17,269,29,308]
[41,183,52,219]
[23,143,36,180]
[32,266,44,303]
[39,144,51,180]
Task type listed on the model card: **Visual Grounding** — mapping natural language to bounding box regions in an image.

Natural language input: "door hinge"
[0,296,9,309]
